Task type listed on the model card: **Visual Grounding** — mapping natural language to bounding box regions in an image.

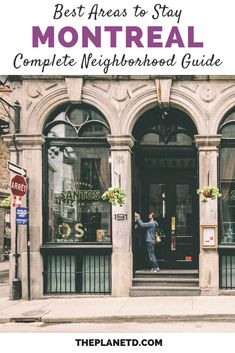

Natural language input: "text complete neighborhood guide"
[10,2,223,74]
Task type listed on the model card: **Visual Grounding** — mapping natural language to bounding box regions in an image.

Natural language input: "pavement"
[0,260,9,274]
[1,261,235,324]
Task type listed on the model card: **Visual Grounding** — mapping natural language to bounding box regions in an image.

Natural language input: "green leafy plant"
[101,187,126,206]
[197,185,222,203]
[0,196,10,208]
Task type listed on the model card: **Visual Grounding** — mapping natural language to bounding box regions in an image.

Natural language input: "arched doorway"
[132,107,199,270]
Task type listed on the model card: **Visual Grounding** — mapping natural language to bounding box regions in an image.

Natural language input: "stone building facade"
[0,84,10,261]
[5,75,235,298]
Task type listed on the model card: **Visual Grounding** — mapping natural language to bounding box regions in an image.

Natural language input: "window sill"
[40,243,112,255]
[218,243,235,248]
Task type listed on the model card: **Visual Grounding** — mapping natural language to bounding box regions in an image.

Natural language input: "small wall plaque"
[201,225,217,249]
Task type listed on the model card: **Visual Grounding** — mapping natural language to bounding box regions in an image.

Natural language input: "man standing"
[135,212,160,272]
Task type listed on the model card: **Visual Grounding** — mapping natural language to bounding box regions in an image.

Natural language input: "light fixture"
[161,109,168,120]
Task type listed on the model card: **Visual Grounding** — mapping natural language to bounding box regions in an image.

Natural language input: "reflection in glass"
[79,122,110,137]
[149,184,166,236]
[220,148,235,243]
[47,123,77,138]
[176,184,192,237]
[221,125,235,138]
[47,146,111,243]
[66,105,107,126]
[140,132,192,146]
[68,108,88,125]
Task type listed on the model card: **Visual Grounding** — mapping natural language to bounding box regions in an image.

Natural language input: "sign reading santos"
[55,189,102,207]
[10,175,27,197]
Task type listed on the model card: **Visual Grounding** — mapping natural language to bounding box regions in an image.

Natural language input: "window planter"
[101,187,126,206]
[197,185,222,203]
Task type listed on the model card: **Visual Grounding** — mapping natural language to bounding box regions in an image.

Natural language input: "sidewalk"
[1,261,235,324]
[0,261,9,273]
[1,295,235,324]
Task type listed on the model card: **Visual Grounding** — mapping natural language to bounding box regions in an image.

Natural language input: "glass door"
[146,173,198,269]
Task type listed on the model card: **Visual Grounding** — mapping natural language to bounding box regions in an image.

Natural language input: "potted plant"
[197,185,222,203]
[0,196,10,208]
[101,187,126,206]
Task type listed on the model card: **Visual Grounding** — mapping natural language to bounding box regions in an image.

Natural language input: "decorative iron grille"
[43,253,111,294]
[220,255,235,289]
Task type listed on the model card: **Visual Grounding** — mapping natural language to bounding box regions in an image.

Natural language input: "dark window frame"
[218,111,235,246]
[42,104,111,246]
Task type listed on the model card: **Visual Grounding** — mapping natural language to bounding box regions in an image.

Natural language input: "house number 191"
[114,214,128,221]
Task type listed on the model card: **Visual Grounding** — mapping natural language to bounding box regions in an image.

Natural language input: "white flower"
[101,187,126,206]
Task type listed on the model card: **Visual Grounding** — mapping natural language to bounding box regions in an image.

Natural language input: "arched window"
[133,107,196,146]
[43,104,111,244]
[218,110,235,244]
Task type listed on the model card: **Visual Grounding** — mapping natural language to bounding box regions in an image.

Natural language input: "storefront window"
[44,104,111,244]
[219,112,235,243]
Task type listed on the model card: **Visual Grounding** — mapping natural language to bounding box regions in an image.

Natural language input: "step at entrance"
[130,269,200,297]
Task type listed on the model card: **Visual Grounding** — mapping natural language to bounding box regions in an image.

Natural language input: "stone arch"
[170,87,205,134]
[121,86,206,135]
[26,86,119,134]
[25,88,68,134]
[210,89,235,133]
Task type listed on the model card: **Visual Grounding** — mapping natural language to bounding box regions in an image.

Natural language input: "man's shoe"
[151,268,158,273]
[156,267,160,272]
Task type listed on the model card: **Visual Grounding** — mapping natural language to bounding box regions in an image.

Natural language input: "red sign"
[185,256,192,262]
[10,175,27,197]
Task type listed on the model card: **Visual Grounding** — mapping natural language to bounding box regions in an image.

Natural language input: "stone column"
[195,135,222,295]
[107,135,135,296]
[0,138,10,261]
[5,134,45,299]
[0,206,4,261]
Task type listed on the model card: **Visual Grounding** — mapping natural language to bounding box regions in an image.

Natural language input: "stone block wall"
[0,85,10,261]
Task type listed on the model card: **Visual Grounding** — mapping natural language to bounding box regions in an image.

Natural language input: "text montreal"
[32,26,203,48]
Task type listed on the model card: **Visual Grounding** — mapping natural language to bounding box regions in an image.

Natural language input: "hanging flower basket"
[101,187,126,206]
[0,196,10,209]
[197,185,222,203]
